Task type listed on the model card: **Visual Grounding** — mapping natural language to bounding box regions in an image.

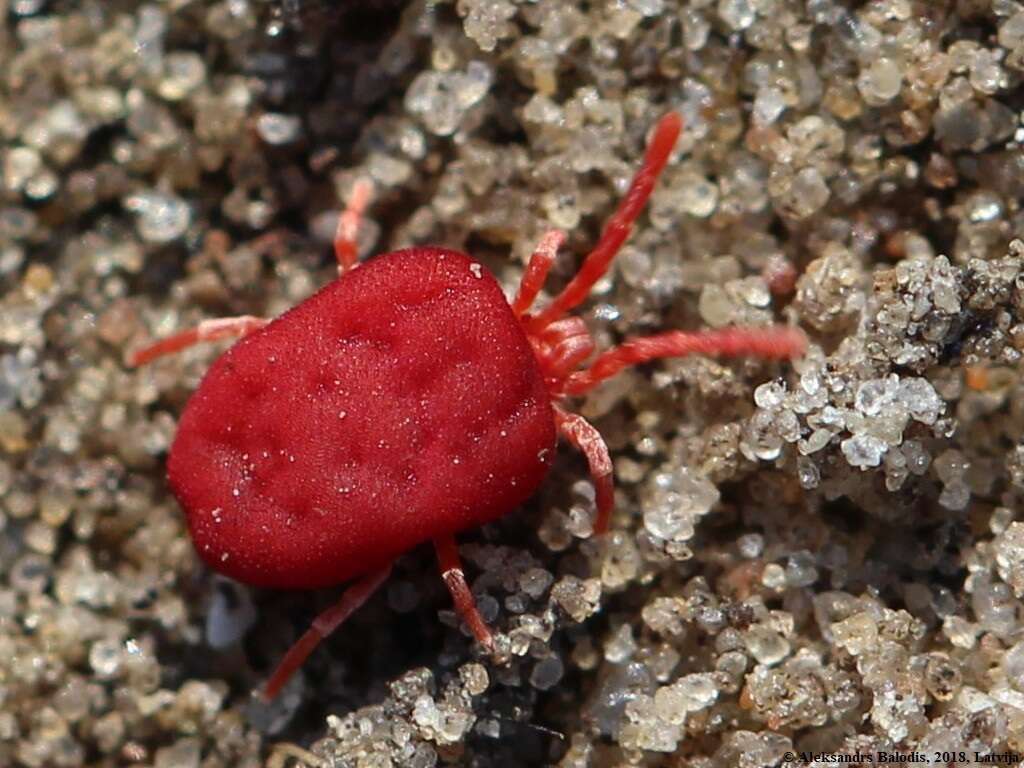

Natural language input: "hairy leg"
[259,562,393,701]
[563,325,808,396]
[511,230,565,317]
[434,535,494,649]
[334,178,373,274]
[554,406,614,535]
[129,315,268,366]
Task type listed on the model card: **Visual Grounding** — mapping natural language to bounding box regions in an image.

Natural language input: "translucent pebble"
[1004,641,1024,691]
[405,62,493,136]
[551,576,602,622]
[437,705,473,743]
[798,428,831,455]
[744,626,790,665]
[969,49,1006,95]
[124,191,191,243]
[679,173,719,217]
[461,0,517,52]
[994,523,1024,597]
[627,0,663,15]
[761,563,786,590]
[605,623,636,663]
[991,507,1014,536]
[797,457,820,489]
[648,644,681,682]
[897,378,942,424]
[24,520,56,554]
[784,552,818,587]
[783,167,830,218]
[134,5,167,74]
[858,57,903,105]
[939,481,970,511]
[205,579,257,649]
[735,277,770,308]
[157,52,206,100]
[854,376,898,416]
[737,533,764,558]
[681,8,710,50]
[154,738,201,768]
[718,0,755,30]
[89,638,124,678]
[0,348,43,410]
[3,146,42,192]
[412,694,439,730]
[698,284,736,327]
[642,467,719,542]
[24,168,57,200]
[9,554,50,594]
[11,0,45,14]
[840,434,887,468]
[585,661,654,737]
[831,612,877,655]
[972,580,1016,636]
[673,673,719,711]
[884,450,909,491]
[753,86,786,126]
[741,409,784,461]
[965,190,1003,223]
[754,381,786,409]
[902,440,931,475]
[518,567,553,599]
[943,615,977,649]
[529,655,564,690]
[256,113,302,145]
[623,695,679,751]
[653,685,688,726]
[460,663,489,696]
[933,449,967,483]
[998,12,1024,49]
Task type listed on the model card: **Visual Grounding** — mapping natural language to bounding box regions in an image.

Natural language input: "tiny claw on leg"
[129,315,268,366]
[334,178,373,275]
[258,563,392,702]
[434,535,494,649]
[554,406,614,535]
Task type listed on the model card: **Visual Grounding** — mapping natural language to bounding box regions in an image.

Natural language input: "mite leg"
[563,325,808,396]
[259,562,393,702]
[129,315,268,366]
[434,535,494,649]
[334,178,373,275]
[511,230,566,317]
[553,407,614,535]
[526,112,683,333]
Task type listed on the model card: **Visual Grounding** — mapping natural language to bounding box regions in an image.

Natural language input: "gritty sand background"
[2,0,1024,766]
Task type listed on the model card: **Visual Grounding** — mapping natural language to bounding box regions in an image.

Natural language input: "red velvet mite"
[131,113,807,700]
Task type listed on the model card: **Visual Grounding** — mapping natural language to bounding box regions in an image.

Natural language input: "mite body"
[133,113,806,698]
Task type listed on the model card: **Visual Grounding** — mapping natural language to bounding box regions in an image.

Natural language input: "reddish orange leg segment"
[562,326,808,396]
[130,315,268,366]
[553,406,614,535]
[526,112,683,333]
[512,230,566,317]
[434,535,494,649]
[258,562,393,701]
[334,178,373,275]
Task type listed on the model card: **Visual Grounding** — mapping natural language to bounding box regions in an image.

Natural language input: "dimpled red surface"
[168,248,556,589]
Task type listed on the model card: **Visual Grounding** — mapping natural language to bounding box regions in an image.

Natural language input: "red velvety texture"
[168,248,556,589]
